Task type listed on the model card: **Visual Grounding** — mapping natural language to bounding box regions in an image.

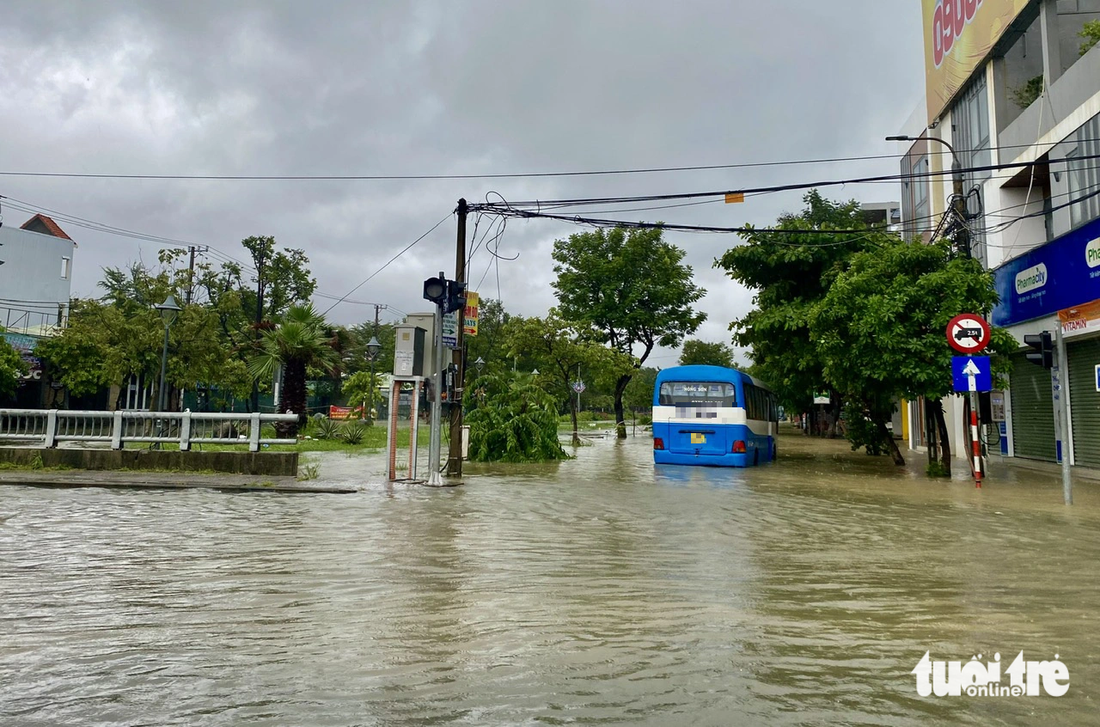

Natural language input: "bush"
[341,423,365,445]
[1080,20,1100,56]
[315,418,341,440]
[1011,75,1043,109]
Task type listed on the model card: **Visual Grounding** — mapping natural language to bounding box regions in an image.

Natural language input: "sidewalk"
[0,469,357,494]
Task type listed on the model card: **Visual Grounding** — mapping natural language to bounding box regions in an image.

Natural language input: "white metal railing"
[0,409,299,452]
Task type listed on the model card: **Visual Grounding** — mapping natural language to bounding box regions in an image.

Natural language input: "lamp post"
[886,134,969,258]
[474,356,485,374]
[365,336,381,423]
[153,294,182,413]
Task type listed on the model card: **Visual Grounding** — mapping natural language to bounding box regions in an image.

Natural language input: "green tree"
[552,226,706,438]
[622,366,659,415]
[715,190,880,435]
[466,298,512,374]
[505,311,633,445]
[811,238,1016,471]
[679,340,735,368]
[0,329,28,396]
[463,371,568,462]
[249,304,339,435]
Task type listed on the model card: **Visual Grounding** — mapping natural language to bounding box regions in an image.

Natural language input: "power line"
[0,137,1096,182]
[321,212,451,316]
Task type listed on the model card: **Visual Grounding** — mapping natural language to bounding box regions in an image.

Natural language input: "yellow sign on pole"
[464,291,480,336]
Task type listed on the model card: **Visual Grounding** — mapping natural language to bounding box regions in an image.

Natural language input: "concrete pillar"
[1040,0,1063,85]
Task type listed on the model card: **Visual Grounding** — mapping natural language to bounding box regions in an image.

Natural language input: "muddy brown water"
[1,432,1098,725]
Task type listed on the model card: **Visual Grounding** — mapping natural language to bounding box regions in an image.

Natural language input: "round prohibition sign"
[947,313,991,354]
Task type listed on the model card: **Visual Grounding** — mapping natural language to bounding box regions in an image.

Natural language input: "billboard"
[923,0,1030,122]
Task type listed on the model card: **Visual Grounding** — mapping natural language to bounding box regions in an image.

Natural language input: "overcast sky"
[0,0,924,368]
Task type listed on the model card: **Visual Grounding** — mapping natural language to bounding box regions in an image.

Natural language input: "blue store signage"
[992,216,1100,327]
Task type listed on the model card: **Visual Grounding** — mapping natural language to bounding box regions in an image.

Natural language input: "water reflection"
[1,434,1099,725]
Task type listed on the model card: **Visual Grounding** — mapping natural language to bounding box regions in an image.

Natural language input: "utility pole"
[185,245,209,306]
[1055,325,1073,505]
[447,198,468,477]
[251,245,267,412]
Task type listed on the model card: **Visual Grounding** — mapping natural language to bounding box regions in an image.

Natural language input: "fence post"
[180,410,192,452]
[111,410,124,450]
[249,412,261,452]
[44,410,58,448]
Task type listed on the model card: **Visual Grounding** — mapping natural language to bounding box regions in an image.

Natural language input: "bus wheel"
[753,449,759,466]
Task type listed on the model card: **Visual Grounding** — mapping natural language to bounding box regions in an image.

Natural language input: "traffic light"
[423,275,447,307]
[444,279,466,315]
[1023,331,1053,369]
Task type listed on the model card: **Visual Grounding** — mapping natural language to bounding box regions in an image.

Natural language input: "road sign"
[952,356,992,392]
[947,313,991,353]
[1095,364,1100,392]
[441,310,459,349]
[572,380,586,394]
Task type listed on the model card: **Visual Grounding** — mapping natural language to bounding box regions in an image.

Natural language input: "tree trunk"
[878,419,906,466]
[281,358,308,437]
[931,400,952,476]
[613,373,632,439]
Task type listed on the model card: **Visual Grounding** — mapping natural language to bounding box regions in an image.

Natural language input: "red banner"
[329,405,364,419]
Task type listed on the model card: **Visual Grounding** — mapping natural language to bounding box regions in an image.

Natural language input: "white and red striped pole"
[970,404,983,488]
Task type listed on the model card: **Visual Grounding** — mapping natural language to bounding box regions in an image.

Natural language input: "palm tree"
[249,304,338,436]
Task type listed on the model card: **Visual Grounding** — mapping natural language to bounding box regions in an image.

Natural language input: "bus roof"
[653,365,773,393]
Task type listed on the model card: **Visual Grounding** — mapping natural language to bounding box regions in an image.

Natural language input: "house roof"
[20,214,75,244]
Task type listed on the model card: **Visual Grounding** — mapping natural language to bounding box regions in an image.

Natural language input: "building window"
[953,74,992,264]
[60,256,71,280]
[1066,113,1100,230]
[902,152,930,241]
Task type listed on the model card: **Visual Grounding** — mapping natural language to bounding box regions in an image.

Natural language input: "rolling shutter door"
[1068,337,1100,469]
[1010,352,1056,462]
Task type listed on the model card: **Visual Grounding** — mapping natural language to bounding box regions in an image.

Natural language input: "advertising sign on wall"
[923,0,1030,122]
[992,216,1100,327]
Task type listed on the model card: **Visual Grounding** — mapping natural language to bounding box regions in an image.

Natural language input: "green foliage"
[250,304,338,434]
[0,328,28,397]
[314,417,342,440]
[811,238,1016,461]
[622,366,659,413]
[1080,20,1100,56]
[298,463,321,481]
[552,226,705,435]
[466,298,513,375]
[463,372,569,462]
[926,460,951,478]
[340,423,365,445]
[716,190,880,413]
[341,370,380,410]
[842,403,894,457]
[679,340,734,368]
[1011,75,1044,110]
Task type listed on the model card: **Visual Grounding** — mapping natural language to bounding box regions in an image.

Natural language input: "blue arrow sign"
[952,356,992,392]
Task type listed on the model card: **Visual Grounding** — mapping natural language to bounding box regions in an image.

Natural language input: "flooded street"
[2,433,1099,726]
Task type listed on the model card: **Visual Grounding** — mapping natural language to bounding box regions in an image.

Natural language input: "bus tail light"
[732,440,746,453]
[654,438,665,451]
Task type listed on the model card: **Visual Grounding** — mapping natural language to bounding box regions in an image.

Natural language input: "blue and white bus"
[652,365,779,467]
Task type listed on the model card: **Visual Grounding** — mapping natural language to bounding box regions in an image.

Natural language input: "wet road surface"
[2,433,1098,725]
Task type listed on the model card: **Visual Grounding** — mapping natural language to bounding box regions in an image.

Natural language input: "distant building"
[0,214,77,406]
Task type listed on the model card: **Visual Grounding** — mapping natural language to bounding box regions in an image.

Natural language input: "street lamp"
[153,294,182,413]
[365,336,381,423]
[886,134,970,258]
[474,356,485,374]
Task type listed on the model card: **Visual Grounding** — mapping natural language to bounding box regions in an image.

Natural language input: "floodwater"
[2,433,1099,726]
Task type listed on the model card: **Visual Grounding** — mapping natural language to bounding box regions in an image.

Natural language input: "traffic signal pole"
[1055,325,1072,505]
[447,198,468,478]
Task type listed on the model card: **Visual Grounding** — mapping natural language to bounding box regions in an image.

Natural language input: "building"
[0,214,77,407]
[896,0,1100,467]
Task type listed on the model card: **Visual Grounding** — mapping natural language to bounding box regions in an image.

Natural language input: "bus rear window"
[658,382,736,407]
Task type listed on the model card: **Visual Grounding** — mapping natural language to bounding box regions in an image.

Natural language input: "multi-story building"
[897,0,1100,467]
[0,214,76,406]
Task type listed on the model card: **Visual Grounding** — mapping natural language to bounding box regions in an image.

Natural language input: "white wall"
[0,226,75,335]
